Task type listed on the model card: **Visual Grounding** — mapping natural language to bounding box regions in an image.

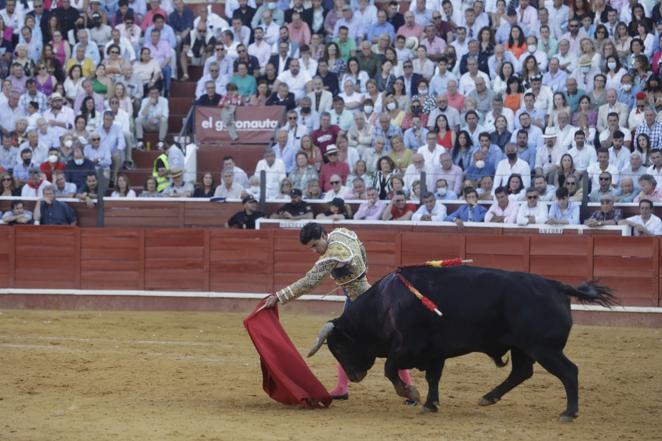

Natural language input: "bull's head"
[307,321,376,382]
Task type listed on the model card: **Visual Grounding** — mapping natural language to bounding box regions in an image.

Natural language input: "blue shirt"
[548,201,580,225]
[445,204,487,222]
[39,200,77,225]
[517,146,537,169]
[169,8,194,33]
[464,163,496,182]
[144,24,177,49]
[366,22,395,44]
[403,127,428,150]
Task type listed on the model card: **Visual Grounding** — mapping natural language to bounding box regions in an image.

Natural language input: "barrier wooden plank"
[0,228,11,287]
[80,229,142,290]
[466,235,530,272]
[144,229,207,291]
[209,229,273,293]
[104,202,183,228]
[400,232,465,265]
[184,202,237,227]
[529,236,594,287]
[593,237,659,306]
[14,226,78,289]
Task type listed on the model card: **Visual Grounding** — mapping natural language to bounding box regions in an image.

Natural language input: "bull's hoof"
[404,399,419,406]
[421,404,438,413]
[404,385,421,403]
[478,396,500,406]
[559,412,578,423]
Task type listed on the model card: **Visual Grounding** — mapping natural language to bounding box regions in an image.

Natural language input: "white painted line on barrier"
[1,289,660,314]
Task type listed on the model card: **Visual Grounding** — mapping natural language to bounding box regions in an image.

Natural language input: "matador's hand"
[264,294,279,309]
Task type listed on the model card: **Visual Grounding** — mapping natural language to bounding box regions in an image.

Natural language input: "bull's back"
[373,265,574,352]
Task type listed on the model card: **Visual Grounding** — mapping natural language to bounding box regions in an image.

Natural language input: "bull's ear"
[307,321,335,358]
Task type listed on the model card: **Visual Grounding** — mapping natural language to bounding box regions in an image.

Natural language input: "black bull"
[307,265,617,422]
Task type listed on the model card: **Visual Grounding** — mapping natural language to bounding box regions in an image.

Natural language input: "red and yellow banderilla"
[397,258,473,317]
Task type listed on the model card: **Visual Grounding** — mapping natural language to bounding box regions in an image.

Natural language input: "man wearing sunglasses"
[516,188,549,226]
[585,193,622,228]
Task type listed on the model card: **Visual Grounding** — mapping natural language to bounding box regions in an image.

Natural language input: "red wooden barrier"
[593,237,659,307]
[1,226,661,307]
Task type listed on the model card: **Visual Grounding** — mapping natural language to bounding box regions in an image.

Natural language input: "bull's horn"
[307,322,335,357]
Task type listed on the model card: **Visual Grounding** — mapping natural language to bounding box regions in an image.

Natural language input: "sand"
[0,309,660,441]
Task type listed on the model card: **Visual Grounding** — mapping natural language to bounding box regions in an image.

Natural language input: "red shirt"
[39,161,66,182]
[319,161,350,192]
[391,203,417,219]
[310,125,340,156]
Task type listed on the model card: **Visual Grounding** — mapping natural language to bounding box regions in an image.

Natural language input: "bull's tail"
[565,280,619,308]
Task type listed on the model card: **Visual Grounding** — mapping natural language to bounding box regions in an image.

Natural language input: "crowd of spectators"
[2,0,662,234]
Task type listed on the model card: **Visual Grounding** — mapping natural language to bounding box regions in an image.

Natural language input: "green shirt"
[230,74,257,98]
[333,37,357,62]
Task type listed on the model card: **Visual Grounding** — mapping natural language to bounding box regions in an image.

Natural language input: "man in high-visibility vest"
[152,150,170,192]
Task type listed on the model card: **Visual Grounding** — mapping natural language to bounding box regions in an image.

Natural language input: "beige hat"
[49,92,64,101]
[170,168,183,178]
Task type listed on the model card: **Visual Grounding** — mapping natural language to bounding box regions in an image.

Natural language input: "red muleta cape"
[243,300,332,408]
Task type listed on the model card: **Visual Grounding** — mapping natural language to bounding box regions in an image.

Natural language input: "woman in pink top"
[51,31,70,66]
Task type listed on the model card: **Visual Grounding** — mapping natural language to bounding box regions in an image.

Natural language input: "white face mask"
[437,187,447,196]
[48,154,58,163]
[418,88,428,95]
[622,84,632,92]
[364,105,374,114]
[581,66,590,74]
[607,61,617,70]
[74,158,84,166]
[527,44,536,53]
[64,139,73,148]
[386,102,396,111]
[474,159,485,169]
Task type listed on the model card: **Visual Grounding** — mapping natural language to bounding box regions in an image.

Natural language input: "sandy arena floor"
[0,309,660,441]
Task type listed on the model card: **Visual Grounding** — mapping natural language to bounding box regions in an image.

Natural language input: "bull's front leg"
[422,359,445,413]
[384,358,420,403]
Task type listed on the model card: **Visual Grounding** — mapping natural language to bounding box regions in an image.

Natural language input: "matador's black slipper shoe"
[331,393,349,400]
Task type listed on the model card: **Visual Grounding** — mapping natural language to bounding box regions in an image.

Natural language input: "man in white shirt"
[608,130,631,172]
[484,186,518,223]
[568,129,597,172]
[525,75,554,118]
[403,153,427,192]
[619,199,662,236]
[548,0,570,40]
[516,188,549,225]
[587,147,620,189]
[483,95,514,133]
[0,0,24,36]
[196,61,228,97]
[247,27,271,71]
[597,89,630,132]
[417,131,444,171]
[599,112,632,149]
[427,94,461,131]
[412,191,447,221]
[274,59,311,101]
[135,87,169,146]
[254,147,286,199]
[42,93,74,139]
[495,143,532,188]
[515,0,539,36]
[458,55,490,95]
